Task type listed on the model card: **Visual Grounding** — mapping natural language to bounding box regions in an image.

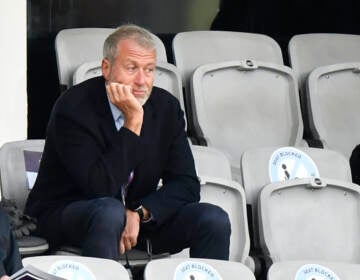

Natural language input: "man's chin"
[136,96,149,106]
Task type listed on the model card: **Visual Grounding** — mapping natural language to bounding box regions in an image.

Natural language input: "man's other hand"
[119,209,140,254]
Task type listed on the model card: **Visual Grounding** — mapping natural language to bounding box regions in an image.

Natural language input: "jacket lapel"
[89,77,118,144]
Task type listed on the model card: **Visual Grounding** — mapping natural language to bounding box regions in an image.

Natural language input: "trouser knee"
[87,197,126,234]
[198,203,231,237]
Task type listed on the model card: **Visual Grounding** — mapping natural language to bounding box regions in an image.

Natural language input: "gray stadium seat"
[22,255,130,280]
[190,145,232,180]
[173,30,283,94]
[241,146,352,209]
[191,60,305,181]
[288,34,360,143]
[288,33,360,94]
[241,146,352,274]
[0,140,49,255]
[306,62,360,158]
[55,28,167,89]
[268,261,360,280]
[144,258,256,280]
[168,146,250,264]
[259,177,360,263]
[172,30,284,142]
[176,176,250,263]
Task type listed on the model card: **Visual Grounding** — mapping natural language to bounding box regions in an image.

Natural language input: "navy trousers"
[50,197,231,260]
[0,209,23,277]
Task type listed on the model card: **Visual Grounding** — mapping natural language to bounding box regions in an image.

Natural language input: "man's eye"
[145,68,154,74]
[127,66,136,72]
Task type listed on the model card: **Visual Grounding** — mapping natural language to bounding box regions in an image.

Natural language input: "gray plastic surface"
[288,33,360,92]
[268,260,360,280]
[173,30,283,88]
[197,177,250,262]
[144,258,255,280]
[23,255,130,280]
[0,140,49,255]
[0,140,45,210]
[241,146,352,206]
[259,177,360,262]
[191,145,232,180]
[306,62,360,158]
[191,60,303,176]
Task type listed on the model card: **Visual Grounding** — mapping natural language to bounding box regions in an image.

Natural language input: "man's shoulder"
[150,86,180,108]
[54,77,105,114]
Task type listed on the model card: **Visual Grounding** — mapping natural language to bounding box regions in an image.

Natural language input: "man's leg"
[60,197,126,260]
[142,202,231,260]
[0,209,22,276]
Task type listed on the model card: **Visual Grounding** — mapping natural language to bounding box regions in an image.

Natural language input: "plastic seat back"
[0,140,48,255]
[199,176,250,262]
[259,177,360,262]
[191,60,304,180]
[306,62,360,158]
[0,140,44,210]
[241,146,352,264]
[288,34,360,141]
[173,31,283,141]
[22,255,130,280]
[289,33,360,92]
[191,144,232,180]
[268,261,360,280]
[144,258,255,280]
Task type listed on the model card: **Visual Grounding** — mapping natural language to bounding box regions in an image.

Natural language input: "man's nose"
[135,69,145,84]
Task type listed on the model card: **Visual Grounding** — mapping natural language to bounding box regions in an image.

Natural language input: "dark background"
[27,0,360,139]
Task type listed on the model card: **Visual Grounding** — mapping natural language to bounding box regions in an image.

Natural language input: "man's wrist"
[134,205,144,221]
[134,205,150,222]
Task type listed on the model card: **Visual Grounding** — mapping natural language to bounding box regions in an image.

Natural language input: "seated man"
[25,24,231,260]
[0,209,22,280]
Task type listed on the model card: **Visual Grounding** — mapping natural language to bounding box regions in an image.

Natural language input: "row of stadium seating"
[1,140,360,279]
[0,28,359,279]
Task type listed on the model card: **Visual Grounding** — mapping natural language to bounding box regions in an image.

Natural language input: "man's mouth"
[132,89,147,96]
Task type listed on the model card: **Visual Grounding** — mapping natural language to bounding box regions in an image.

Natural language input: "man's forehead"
[117,38,156,56]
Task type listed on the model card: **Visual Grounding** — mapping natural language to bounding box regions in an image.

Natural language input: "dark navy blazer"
[25,76,200,227]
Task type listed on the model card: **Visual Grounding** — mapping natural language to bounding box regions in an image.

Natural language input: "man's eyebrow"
[123,58,154,65]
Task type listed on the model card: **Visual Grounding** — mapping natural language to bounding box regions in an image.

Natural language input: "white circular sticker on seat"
[269,147,320,182]
[295,264,340,280]
[49,260,96,280]
[174,261,223,280]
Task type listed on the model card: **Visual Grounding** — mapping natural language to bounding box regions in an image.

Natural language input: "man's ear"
[102,58,111,81]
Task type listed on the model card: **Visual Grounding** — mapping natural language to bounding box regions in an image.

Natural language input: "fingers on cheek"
[124,85,132,95]
[111,85,122,102]
[108,90,115,103]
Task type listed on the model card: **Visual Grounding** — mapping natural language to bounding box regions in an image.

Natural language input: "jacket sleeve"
[139,103,200,226]
[51,110,145,197]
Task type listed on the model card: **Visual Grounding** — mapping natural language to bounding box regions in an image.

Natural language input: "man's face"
[102,38,156,105]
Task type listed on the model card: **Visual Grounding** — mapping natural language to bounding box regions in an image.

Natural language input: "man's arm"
[53,113,144,197]
[51,83,145,197]
[139,100,200,226]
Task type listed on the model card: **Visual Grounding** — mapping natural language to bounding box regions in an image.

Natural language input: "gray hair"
[103,24,156,63]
